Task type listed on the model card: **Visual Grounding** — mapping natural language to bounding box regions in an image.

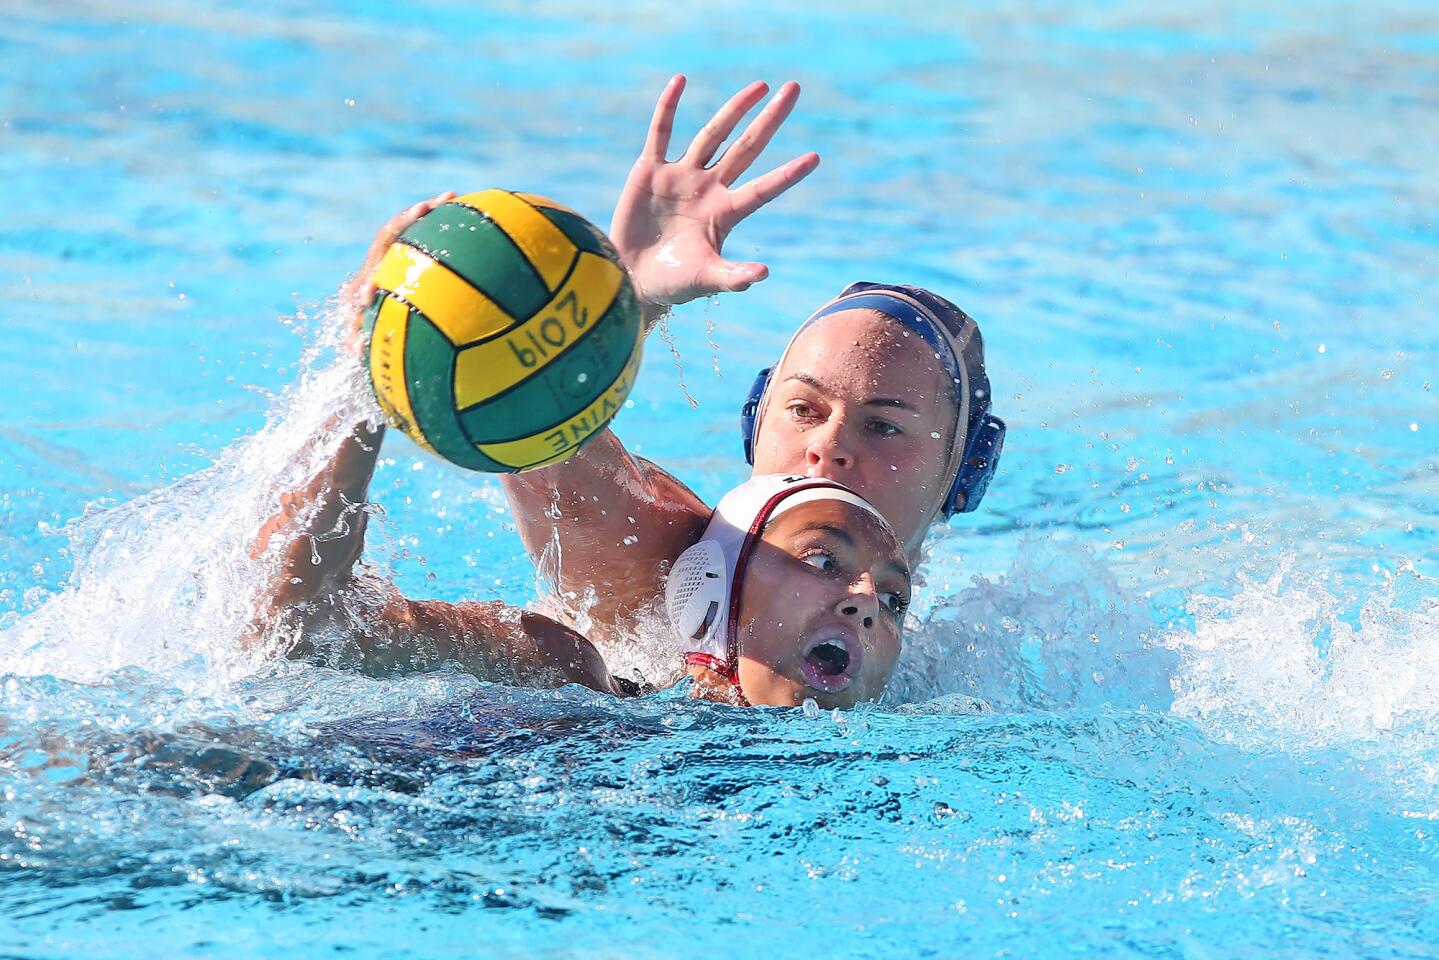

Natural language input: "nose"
[805,417,853,473]
[834,576,880,632]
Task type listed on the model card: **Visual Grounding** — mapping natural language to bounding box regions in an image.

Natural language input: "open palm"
[610,77,819,313]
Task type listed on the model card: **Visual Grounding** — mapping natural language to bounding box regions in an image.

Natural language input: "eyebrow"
[797,523,911,585]
[782,372,919,413]
[800,522,854,546]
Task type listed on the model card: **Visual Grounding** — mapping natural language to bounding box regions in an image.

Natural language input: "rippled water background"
[2,1,1437,956]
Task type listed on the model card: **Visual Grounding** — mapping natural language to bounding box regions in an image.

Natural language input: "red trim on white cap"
[682,651,751,707]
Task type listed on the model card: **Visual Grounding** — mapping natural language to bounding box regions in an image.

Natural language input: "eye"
[787,400,819,421]
[867,418,902,438]
[799,549,837,574]
[881,591,910,616]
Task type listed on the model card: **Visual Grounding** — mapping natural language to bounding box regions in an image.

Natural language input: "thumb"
[704,260,769,293]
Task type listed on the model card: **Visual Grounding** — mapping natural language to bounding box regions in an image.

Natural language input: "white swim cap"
[665,474,890,704]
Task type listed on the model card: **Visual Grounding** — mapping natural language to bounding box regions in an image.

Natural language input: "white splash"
[889,533,1177,712]
[0,302,379,692]
[1165,557,1439,746]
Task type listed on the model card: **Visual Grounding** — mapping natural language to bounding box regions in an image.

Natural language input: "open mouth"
[800,632,862,694]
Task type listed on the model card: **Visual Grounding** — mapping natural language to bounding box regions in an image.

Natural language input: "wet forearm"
[351,597,621,694]
[641,298,669,333]
[254,419,385,614]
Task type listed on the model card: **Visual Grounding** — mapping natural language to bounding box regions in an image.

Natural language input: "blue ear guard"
[949,410,1005,515]
[737,285,1005,517]
[739,367,771,466]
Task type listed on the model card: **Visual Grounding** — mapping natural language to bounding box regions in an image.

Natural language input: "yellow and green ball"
[361,189,643,472]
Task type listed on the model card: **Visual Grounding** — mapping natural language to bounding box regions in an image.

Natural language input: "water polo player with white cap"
[666,474,909,708]
[257,462,907,708]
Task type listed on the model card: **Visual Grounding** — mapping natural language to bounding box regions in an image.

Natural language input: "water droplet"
[802,698,820,719]
[1054,463,1071,475]
[622,535,638,546]
[1317,343,1326,354]
[1381,369,1393,380]
[930,431,942,440]
[576,372,588,384]
[1411,422,1420,432]
[655,317,697,408]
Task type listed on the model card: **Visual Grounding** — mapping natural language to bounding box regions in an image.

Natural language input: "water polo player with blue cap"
[738,281,1004,555]
[500,77,1003,652]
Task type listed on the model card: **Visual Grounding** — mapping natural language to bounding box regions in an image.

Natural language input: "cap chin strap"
[683,652,752,707]
[666,475,889,707]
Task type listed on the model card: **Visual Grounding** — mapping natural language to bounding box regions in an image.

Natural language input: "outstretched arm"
[251,193,456,619]
[501,430,711,641]
[502,78,817,638]
[286,593,624,695]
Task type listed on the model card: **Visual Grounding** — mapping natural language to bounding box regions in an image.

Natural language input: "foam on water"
[893,531,1178,712]
[1165,558,1439,807]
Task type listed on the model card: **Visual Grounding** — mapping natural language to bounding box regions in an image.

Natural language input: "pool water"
[3,1,1438,956]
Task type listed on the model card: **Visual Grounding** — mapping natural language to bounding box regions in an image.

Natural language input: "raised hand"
[609,77,820,317]
[343,191,458,319]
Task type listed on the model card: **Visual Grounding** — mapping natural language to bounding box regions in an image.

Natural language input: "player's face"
[751,309,958,555]
[731,498,909,709]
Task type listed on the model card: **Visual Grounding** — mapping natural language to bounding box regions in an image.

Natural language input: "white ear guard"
[664,540,728,646]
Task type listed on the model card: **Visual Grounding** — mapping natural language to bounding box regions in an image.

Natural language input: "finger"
[372,202,423,254]
[730,151,820,219]
[394,191,453,232]
[700,259,769,294]
[642,75,686,161]
[714,81,801,187]
[683,81,769,168]
[362,192,453,270]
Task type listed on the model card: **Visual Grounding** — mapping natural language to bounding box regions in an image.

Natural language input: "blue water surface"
[2,1,1438,957]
